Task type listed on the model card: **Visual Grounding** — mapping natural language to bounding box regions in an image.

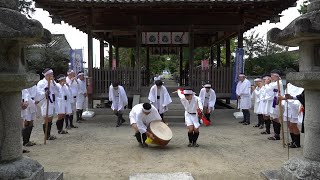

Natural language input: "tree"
[18,0,35,18]
[298,0,309,15]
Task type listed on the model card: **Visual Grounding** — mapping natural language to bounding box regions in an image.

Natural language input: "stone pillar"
[265,1,320,179]
[0,0,55,179]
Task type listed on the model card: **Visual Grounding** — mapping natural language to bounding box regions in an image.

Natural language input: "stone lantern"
[265,0,320,179]
[0,0,62,179]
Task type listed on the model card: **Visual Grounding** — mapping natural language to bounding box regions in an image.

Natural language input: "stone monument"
[0,0,62,179]
[263,0,320,179]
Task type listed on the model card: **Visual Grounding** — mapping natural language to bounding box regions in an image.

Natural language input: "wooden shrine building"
[35,0,296,108]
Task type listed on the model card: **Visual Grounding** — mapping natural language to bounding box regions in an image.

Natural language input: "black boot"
[262,119,271,134]
[289,133,294,146]
[57,119,68,134]
[141,133,148,147]
[116,116,121,127]
[290,134,301,148]
[193,132,199,147]
[76,110,81,122]
[118,113,125,124]
[80,109,84,120]
[205,113,211,122]
[43,122,55,140]
[296,134,301,147]
[69,115,77,128]
[188,132,193,147]
[65,115,70,129]
[135,132,142,143]
[22,126,30,146]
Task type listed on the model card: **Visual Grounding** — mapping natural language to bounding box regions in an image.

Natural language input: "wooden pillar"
[226,38,231,67]
[115,37,119,68]
[87,30,93,108]
[136,26,141,91]
[210,46,214,65]
[238,30,244,48]
[146,46,150,86]
[179,46,183,86]
[217,44,221,67]
[100,40,104,68]
[188,27,194,87]
[108,42,113,69]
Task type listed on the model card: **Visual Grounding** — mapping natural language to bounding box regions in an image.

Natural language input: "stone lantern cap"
[268,0,320,47]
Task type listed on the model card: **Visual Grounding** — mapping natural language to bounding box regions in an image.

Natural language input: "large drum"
[147,120,173,146]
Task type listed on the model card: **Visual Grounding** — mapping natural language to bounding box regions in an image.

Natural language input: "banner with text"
[70,49,83,75]
[231,48,245,100]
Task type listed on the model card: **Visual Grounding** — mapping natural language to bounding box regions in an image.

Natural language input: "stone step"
[95,114,185,123]
[44,172,63,180]
[140,97,182,104]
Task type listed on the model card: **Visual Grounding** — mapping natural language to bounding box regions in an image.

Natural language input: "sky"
[31,0,304,68]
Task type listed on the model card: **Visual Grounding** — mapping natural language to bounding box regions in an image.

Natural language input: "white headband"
[254,78,262,82]
[43,69,53,76]
[67,70,74,75]
[78,73,84,76]
[57,76,66,81]
[271,73,280,77]
[239,74,245,77]
[184,90,193,95]
[142,108,152,113]
[204,84,211,88]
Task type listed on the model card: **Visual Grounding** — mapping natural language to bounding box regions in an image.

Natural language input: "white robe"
[256,85,267,115]
[268,80,284,118]
[177,90,203,128]
[251,86,261,114]
[76,79,87,109]
[66,76,79,104]
[283,83,304,123]
[236,79,251,109]
[109,85,128,111]
[56,83,72,114]
[129,103,162,134]
[148,85,172,114]
[37,78,58,117]
[199,88,216,111]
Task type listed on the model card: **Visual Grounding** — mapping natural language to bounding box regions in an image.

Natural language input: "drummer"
[129,103,162,148]
[177,88,203,147]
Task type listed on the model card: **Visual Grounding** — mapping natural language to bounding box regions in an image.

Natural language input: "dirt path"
[25,109,302,180]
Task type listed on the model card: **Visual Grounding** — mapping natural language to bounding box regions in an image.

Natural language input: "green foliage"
[27,48,69,76]
[18,0,35,18]
[298,0,309,15]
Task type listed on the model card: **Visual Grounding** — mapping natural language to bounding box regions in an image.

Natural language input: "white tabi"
[267,80,284,118]
[66,76,79,110]
[129,103,162,134]
[177,90,203,128]
[37,78,58,117]
[76,78,87,110]
[251,86,261,114]
[148,85,172,114]
[236,79,252,109]
[199,88,216,112]
[282,83,304,124]
[109,85,128,111]
[56,83,72,114]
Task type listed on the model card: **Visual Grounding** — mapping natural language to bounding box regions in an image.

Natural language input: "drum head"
[149,121,173,141]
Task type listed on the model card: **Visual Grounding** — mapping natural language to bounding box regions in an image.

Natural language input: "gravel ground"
[25,109,303,180]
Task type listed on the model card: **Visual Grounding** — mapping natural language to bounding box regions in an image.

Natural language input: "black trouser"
[135,132,147,144]
[258,114,264,126]
[76,109,83,121]
[242,109,250,123]
[265,119,271,134]
[272,120,281,138]
[56,118,64,132]
[188,132,199,144]
[22,122,33,145]
[43,122,53,138]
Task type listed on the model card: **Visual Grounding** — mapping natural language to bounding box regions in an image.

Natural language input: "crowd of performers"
[21,68,87,152]
[109,79,217,148]
[238,69,305,148]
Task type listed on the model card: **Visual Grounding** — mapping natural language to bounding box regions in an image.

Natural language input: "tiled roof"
[39,0,275,3]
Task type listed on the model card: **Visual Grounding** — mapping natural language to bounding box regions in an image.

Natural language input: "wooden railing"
[189,67,232,96]
[92,68,141,98]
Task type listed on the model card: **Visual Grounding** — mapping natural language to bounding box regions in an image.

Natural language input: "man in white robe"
[76,71,87,123]
[260,74,273,134]
[66,69,79,128]
[109,81,128,127]
[177,88,203,147]
[21,85,38,146]
[236,74,252,125]
[199,83,216,124]
[37,68,58,140]
[251,78,264,128]
[129,103,162,147]
[148,80,172,124]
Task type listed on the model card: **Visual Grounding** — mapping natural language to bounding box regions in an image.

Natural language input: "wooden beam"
[100,39,105,68]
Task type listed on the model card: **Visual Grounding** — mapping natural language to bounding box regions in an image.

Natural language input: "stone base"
[262,156,320,180]
[0,157,44,180]
[281,156,320,180]
[44,172,63,180]
[260,170,282,180]
[129,172,194,180]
